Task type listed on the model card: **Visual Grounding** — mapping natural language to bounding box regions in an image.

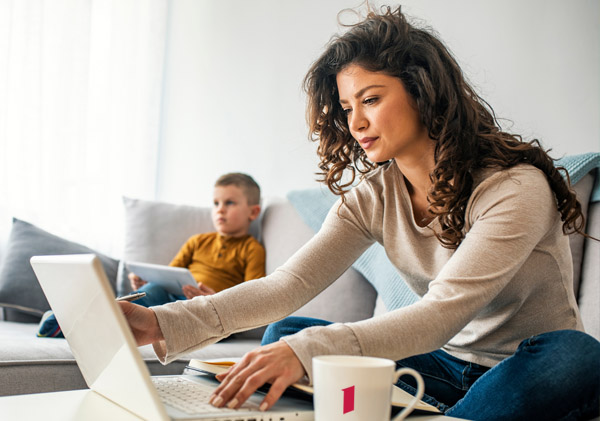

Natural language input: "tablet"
[125,261,197,295]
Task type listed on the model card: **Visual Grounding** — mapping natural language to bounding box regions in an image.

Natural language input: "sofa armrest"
[578,199,600,341]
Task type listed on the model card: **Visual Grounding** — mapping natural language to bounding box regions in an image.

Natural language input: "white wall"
[156,0,600,207]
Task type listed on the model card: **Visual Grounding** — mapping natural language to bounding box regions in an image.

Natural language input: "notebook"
[30,254,314,421]
[124,261,198,295]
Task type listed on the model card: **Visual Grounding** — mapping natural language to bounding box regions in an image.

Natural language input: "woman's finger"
[259,375,296,411]
[210,354,253,403]
[212,366,259,408]
[223,366,277,410]
[227,363,298,411]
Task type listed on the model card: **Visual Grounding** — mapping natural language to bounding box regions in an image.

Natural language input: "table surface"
[0,389,469,420]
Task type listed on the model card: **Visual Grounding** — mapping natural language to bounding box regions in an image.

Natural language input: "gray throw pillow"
[0,218,119,320]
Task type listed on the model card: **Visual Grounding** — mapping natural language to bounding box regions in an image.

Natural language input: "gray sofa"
[0,169,598,397]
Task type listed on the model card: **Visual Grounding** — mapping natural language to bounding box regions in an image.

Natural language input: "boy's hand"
[128,272,147,291]
[182,283,216,299]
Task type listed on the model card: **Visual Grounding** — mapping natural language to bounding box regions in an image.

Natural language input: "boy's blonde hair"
[215,173,261,205]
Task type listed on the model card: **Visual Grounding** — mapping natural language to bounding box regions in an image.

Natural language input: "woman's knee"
[447,330,600,420]
[545,330,600,390]
[520,330,600,360]
[510,330,599,416]
[515,330,599,379]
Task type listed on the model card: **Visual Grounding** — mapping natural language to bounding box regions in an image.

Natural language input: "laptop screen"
[31,254,170,421]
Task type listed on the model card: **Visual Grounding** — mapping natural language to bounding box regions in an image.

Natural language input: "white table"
[0,389,142,420]
[0,389,469,420]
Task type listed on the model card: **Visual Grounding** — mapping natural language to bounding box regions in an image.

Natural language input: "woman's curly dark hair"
[303,5,585,249]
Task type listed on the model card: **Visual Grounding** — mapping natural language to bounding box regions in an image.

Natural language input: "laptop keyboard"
[152,376,261,415]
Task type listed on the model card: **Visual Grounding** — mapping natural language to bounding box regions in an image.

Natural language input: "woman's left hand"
[209,340,306,411]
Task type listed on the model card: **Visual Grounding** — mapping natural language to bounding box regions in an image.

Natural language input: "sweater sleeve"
[283,167,562,382]
[151,198,376,364]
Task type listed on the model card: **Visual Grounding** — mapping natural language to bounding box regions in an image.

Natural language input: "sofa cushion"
[0,219,119,321]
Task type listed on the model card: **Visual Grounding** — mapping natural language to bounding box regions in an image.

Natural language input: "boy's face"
[212,184,260,237]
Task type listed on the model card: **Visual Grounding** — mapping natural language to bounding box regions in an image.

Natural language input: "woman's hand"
[209,341,306,411]
[182,283,216,299]
[117,301,164,346]
[128,272,147,291]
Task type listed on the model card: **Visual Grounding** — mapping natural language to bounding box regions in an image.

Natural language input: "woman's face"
[336,64,432,165]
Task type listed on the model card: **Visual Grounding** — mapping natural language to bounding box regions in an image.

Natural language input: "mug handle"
[391,367,425,421]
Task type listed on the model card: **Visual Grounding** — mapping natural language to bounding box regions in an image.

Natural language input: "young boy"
[129,172,266,307]
[37,173,265,336]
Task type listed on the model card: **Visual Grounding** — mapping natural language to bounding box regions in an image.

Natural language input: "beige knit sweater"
[152,162,582,383]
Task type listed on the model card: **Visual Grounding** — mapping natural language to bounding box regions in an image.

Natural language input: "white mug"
[312,355,425,421]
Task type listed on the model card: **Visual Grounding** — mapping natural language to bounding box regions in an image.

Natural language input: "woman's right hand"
[128,272,147,291]
[209,340,306,412]
[117,301,164,346]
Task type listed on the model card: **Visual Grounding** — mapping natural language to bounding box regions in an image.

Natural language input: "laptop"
[124,261,197,295]
[30,254,314,421]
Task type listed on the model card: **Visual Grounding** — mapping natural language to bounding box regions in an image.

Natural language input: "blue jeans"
[262,317,600,420]
[132,283,186,307]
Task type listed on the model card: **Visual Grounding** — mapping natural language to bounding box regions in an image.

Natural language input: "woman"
[120,6,599,420]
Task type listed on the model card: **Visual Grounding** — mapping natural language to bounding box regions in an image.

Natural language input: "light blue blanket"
[556,152,600,202]
[287,153,599,311]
